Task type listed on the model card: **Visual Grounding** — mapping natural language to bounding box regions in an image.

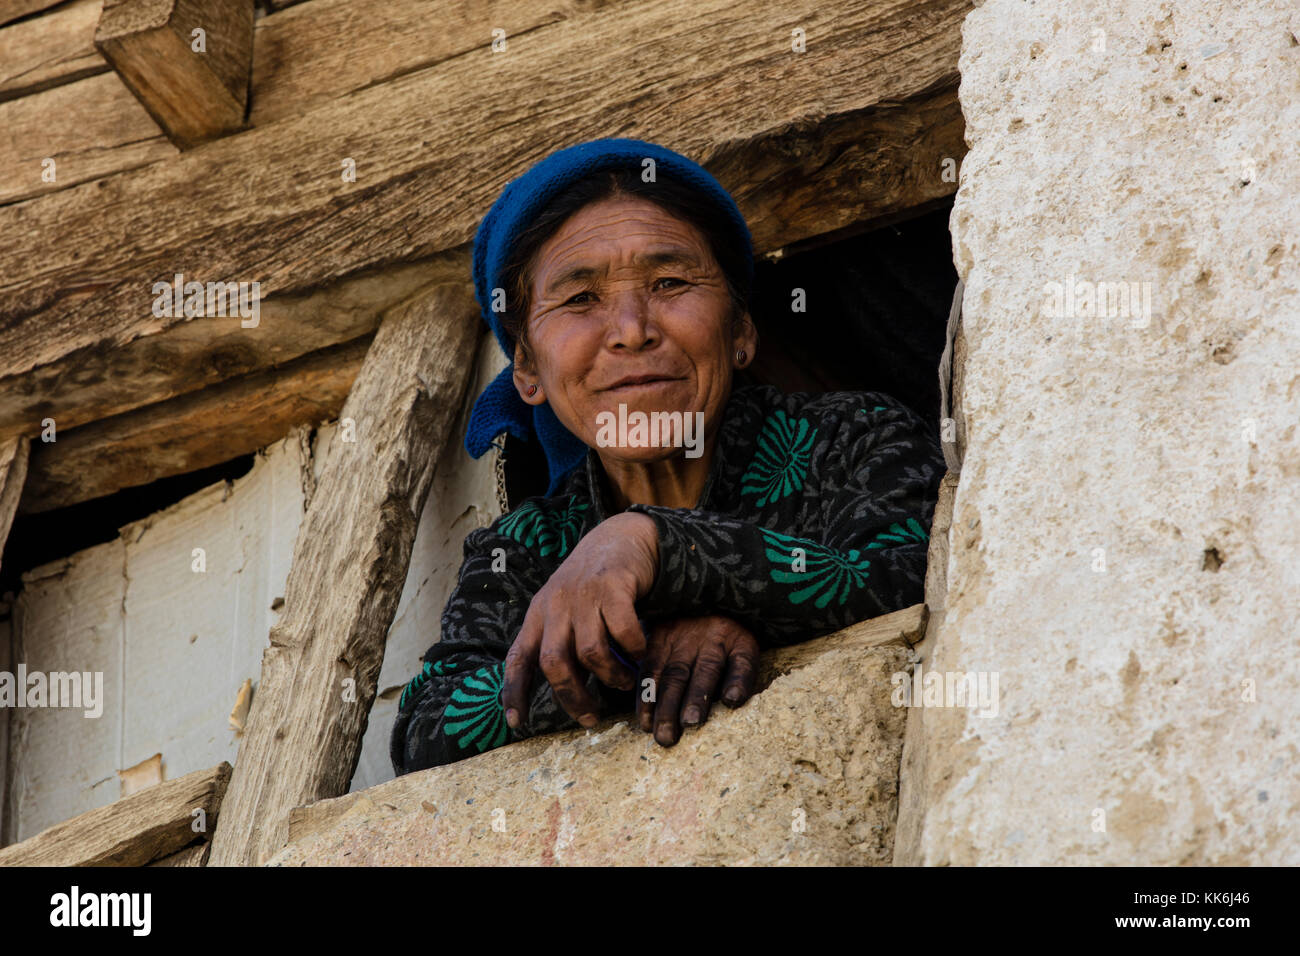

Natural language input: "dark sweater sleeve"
[625,392,943,648]
[389,522,581,774]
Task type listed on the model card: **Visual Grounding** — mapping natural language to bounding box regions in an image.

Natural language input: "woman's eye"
[564,291,594,306]
[654,277,686,290]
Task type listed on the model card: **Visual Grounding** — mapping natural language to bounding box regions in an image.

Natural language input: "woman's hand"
[501,512,659,731]
[637,614,760,746]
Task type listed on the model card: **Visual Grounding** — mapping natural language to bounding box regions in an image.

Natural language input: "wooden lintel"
[207,281,480,867]
[0,253,466,449]
[19,335,370,514]
[0,762,230,866]
[93,0,254,148]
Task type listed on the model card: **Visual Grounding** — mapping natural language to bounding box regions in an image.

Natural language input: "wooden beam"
[1,0,63,28]
[0,762,229,866]
[19,336,370,514]
[148,842,209,865]
[94,0,254,148]
[249,0,611,126]
[207,281,480,867]
[0,0,105,102]
[0,252,464,447]
[0,0,609,207]
[0,0,969,431]
[0,436,29,575]
[0,70,176,206]
[713,84,963,257]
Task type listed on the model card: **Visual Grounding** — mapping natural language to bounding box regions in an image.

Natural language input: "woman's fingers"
[636,622,671,733]
[602,598,648,666]
[573,601,633,692]
[681,641,726,727]
[719,638,759,708]
[501,607,544,730]
[537,608,601,727]
[653,654,694,746]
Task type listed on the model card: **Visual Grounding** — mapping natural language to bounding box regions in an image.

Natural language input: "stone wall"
[897,0,1300,864]
[267,608,924,867]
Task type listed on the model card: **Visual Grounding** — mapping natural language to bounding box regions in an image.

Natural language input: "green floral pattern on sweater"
[497,496,590,558]
[758,528,873,608]
[741,409,818,507]
[443,664,508,753]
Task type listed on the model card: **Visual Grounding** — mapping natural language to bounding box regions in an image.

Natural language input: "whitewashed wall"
[2,326,507,840]
[6,434,306,841]
[0,611,10,841]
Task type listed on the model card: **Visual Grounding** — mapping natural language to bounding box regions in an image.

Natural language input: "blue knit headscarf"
[464,138,754,495]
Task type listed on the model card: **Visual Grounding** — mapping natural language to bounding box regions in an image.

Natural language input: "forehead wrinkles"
[535,206,715,279]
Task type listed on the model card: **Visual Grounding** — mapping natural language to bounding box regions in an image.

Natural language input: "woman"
[390,138,944,774]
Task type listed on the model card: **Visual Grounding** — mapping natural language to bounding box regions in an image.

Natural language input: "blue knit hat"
[464,138,754,496]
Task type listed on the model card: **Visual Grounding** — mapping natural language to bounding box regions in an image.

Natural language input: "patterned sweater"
[390,384,945,774]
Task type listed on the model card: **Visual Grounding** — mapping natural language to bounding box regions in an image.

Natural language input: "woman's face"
[514,196,756,462]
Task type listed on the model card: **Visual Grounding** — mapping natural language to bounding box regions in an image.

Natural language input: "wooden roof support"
[0,0,969,439]
[0,436,29,575]
[0,762,230,866]
[207,281,480,867]
[19,335,370,514]
[0,0,106,102]
[93,0,253,148]
[0,0,63,28]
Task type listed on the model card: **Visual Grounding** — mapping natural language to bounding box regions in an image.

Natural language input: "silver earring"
[735,350,747,365]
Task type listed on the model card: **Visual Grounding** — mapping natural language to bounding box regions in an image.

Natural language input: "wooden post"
[208,281,480,866]
[0,436,29,577]
[94,0,254,148]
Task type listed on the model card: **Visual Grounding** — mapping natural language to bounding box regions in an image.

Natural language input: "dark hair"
[498,166,752,368]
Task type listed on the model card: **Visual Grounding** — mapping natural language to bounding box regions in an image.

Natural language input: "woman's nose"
[604,290,659,349]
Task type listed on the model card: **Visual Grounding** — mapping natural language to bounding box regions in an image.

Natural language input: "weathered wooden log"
[0,70,175,206]
[249,0,609,126]
[0,436,29,575]
[0,0,969,440]
[0,252,464,448]
[0,0,105,102]
[0,0,63,28]
[0,762,230,866]
[148,842,209,866]
[19,336,370,513]
[93,0,255,148]
[0,0,602,207]
[207,281,480,866]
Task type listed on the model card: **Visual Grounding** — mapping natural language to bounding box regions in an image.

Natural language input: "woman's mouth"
[604,375,682,392]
